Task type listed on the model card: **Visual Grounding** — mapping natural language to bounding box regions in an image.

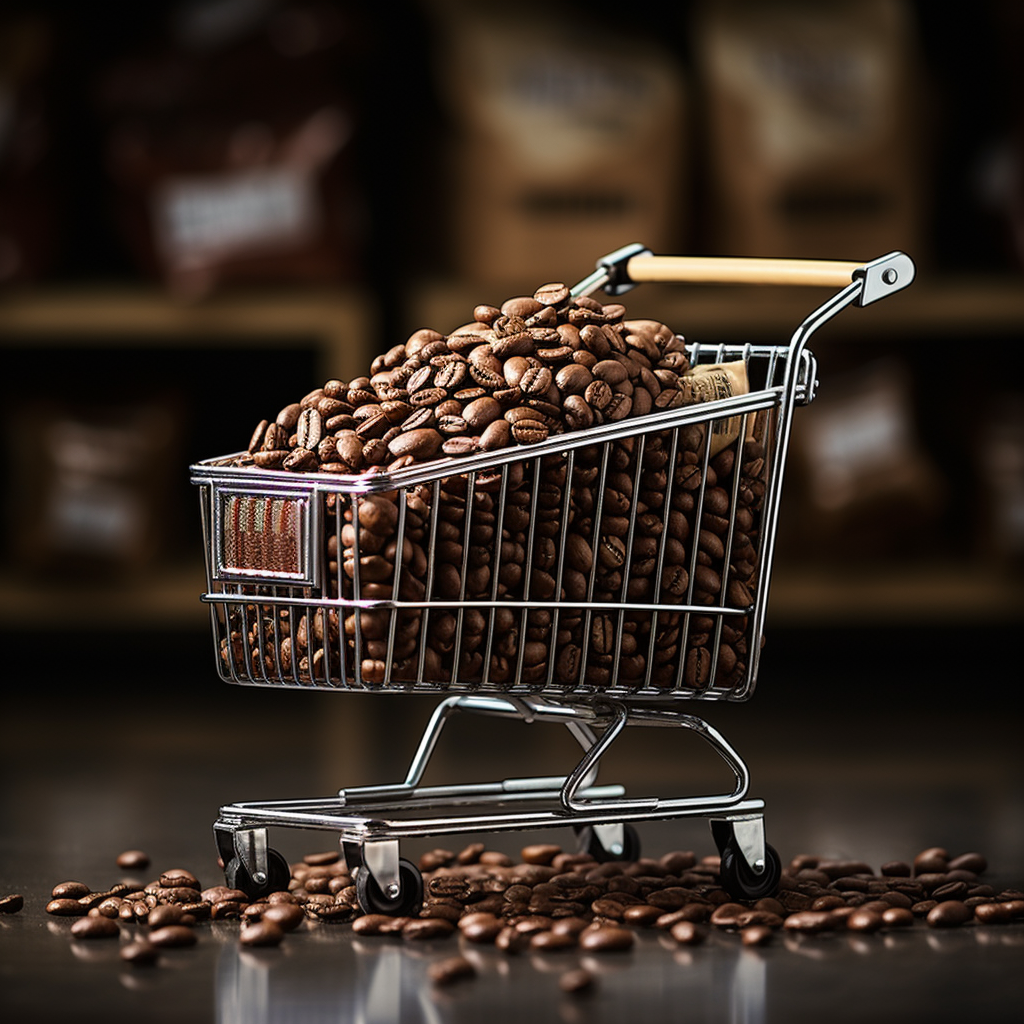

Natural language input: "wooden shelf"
[0,284,378,382]
[0,563,208,630]
[767,561,1024,626]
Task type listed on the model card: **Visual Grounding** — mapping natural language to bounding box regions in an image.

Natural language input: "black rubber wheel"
[718,841,782,901]
[224,847,292,900]
[355,857,424,916]
[575,823,641,863]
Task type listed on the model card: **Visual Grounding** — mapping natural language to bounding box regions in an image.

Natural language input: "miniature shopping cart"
[191,244,914,914]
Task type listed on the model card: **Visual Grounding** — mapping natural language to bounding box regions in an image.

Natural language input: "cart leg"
[354,839,424,917]
[214,823,236,871]
[363,840,400,900]
[214,823,292,898]
[711,814,782,900]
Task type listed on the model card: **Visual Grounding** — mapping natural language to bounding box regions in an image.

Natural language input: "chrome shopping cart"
[191,244,914,914]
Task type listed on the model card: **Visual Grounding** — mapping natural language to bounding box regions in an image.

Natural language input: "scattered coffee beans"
[35,841,1023,994]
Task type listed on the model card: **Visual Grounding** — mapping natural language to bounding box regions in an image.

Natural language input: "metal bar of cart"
[194,248,915,910]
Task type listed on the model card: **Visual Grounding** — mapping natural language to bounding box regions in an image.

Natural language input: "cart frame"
[191,245,914,910]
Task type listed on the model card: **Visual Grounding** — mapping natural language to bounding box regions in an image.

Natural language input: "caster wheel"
[719,840,781,901]
[225,847,292,900]
[355,858,424,916]
[575,823,641,863]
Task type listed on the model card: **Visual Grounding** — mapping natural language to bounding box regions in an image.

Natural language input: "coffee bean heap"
[240,284,695,475]
[225,283,769,694]
[28,842,1024,985]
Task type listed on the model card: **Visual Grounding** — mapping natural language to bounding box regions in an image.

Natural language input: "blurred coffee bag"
[782,356,946,561]
[0,14,61,287]
[94,0,369,298]
[691,0,927,262]
[430,0,689,288]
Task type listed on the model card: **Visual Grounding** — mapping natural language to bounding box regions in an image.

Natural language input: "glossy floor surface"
[2,625,1022,1023]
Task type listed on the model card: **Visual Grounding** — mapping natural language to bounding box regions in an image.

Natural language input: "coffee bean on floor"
[0,894,23,914]
[70,915,120,939]
[240,920,285,947]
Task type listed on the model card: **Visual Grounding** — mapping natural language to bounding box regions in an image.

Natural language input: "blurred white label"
[802,365,915,511]
[47,477,141,556]
[153,167,317,268]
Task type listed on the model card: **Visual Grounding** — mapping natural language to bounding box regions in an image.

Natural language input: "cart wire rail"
[191,245,914,910]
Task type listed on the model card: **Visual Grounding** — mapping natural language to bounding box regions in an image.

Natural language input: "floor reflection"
[214,928,769,1024]
[210,915,1024,1024]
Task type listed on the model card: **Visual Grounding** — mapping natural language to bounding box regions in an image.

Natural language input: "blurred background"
[1,0,1023,750]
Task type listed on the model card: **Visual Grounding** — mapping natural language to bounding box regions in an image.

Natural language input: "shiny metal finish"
[189,252,915,889]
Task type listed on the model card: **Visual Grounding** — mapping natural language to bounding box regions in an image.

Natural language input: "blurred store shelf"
[0,563,207,629]
[0,285,375,382]
[768,559,1024,626]
[2,276,1023,632]
[405,274,1024,341]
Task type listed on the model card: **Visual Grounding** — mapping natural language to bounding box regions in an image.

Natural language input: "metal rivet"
[882,268,898,285]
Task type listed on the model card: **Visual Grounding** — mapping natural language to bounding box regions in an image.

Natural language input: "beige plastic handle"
[625,254,863,288]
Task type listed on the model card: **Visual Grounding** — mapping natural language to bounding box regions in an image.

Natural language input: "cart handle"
[626,254,863,288]
[572,243,915,306]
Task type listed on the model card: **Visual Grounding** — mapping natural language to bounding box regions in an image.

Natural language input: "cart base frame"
[213,694,781,908]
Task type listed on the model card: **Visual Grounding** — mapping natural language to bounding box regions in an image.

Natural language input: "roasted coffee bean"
[670,920,708,945]
[70,915,120,939]
[931,880,970,901]
[926,900,972,927]
[149,925,198,948]
[783,911,834,934]
[0,893,25,914]
[47,898,88,917]
[253,903,302,932]
[534,282,570,307]
[914,847,950,874]
[846,908,884,933]
[296,407,323,450]
[948,852,987,874]
[511,418,549,444]
[52,881,90,899]
[117,850,150,871]
[531,929,577,951]
[459,912,504,943]
[443,436,481,457]
[147,904,184,928]
[403,918,456,940]
[578,925,634,952]
[882,907,915,927]
[240,920,285,947]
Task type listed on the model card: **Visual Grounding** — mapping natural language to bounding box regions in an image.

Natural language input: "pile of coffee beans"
[221,283,770,694]
[21,841,1023,992]
[239,283,696,475]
